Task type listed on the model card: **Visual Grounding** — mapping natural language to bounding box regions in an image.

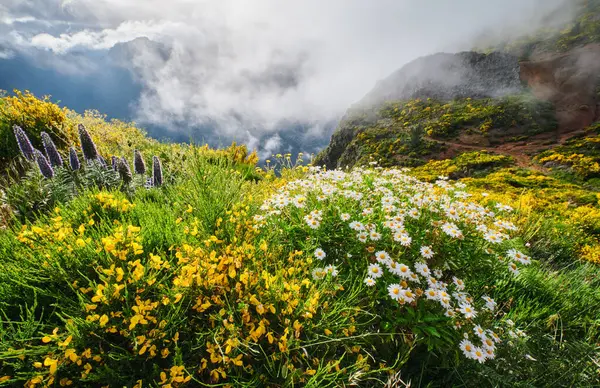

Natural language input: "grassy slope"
[0,92,598,387]
[316,94,556,169]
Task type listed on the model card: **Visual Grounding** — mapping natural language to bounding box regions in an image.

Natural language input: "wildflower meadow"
[0,92,598,387]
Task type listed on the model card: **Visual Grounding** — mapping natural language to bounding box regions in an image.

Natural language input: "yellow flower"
[43,357,58,374]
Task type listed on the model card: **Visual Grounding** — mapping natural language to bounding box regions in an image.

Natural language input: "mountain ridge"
[315,42,600,171]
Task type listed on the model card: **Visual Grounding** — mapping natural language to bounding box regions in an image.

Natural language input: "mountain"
[0,48,141,121]
[316,1,600,172]
[359,51,522,108]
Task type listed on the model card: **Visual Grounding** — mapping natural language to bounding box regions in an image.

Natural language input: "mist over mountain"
[0,0,577,157]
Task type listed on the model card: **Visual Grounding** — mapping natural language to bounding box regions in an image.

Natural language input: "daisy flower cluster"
[256,166,533,362]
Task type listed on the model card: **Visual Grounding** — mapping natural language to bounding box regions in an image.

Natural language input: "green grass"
[0,150,598,386]
[0,92,598,387]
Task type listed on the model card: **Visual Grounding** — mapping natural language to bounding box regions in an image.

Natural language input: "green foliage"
[330,94,555,169]
[412,151,514,180]
[535,123,600,181]
[378,95,555,139]
[491,0,600,58]
[0,90,598,387]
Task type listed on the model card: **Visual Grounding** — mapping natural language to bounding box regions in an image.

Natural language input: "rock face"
[317,51,524,169]
[520,44,600,131]
[359,51,523,108]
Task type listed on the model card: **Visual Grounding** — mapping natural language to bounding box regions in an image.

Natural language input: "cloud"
[0,48,15,59]
[3,0,576,156]
[30,20,184,53]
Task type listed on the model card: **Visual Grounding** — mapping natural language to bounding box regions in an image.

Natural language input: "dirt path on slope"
[425,128,588,172]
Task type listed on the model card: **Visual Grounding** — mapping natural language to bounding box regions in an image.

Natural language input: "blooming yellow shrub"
[0,90,68,137]
[580,244,600,264]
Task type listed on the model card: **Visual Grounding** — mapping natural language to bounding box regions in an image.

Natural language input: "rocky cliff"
[360,51,522,108]
[520,44,600,131]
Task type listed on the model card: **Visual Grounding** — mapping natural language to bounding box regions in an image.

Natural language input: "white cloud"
[0,48,15,59]
[4,0,576,156]
[1,15,36,25]
[259,134,282,160]
[30,20,183,53]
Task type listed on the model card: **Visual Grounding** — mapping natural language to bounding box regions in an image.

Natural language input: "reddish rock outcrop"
[520,44,600,132]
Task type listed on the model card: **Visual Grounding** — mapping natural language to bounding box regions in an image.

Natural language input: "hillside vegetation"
[490,0,600,58]
[0,92,598,387]
[315,94,556,169]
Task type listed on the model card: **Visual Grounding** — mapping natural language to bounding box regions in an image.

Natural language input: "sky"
[0,0,575,157]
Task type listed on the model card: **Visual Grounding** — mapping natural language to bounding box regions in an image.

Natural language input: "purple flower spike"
[69,147,81,171]
[41,132,63,167]
[13,125,35,161]
[118,157,132,184]
[34,149,54,178]
[152,156,163,187]
[78,124,98,161]
[134,150,146,175]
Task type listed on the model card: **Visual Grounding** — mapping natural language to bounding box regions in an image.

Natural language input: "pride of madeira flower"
[69,147,81,170]
[13,125,35,161]
[78,123,99,161]
[133,149,146,175]
[118,157,133,184]
[41,131,63,167]
[152,155,163,186]
[34,149,54,178]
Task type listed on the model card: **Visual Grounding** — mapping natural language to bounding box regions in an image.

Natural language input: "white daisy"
[314,248,326,260]
[408,272,421,283]
[420,246,434,259]
[364,277,376,287]
[400,288,415,303]
[387,261,401,276]
[367,263,383,279]
[484,231,503,244]
[397,263,412,279]
[388,283,403,300]
[414,262,431,277]
[349,221,364,231]
[311,268,326,280]
[398,233,412,246]
[459,303,477,319]
[473,325,486,338]
[441,222,463,238]
[452,277,465,291]
[459,339,476,359]
[304,215,321,229]
[482,296,497,311]
[508,262,520,276]
[424,288,438,300]
[324,264,338,277]
[472,347,487,363]
[369,231,382,241]
[374,250,390,264]
[482,337,495,351]
[293,195,307,208]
